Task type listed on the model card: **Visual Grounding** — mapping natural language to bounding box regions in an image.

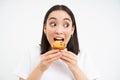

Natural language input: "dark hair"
[40,5,80,55]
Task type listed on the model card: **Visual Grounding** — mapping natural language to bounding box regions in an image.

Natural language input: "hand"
[60,51,89,80]
[60,50,79,71]
[37,49,61,72]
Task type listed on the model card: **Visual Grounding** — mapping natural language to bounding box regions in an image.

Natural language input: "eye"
[50,22,56,27]
[63,23,69,28]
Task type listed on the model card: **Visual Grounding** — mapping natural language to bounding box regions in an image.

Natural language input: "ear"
[43,24,46,34]
[71,26,75,35]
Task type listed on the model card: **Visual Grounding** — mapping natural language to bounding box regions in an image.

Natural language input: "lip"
[53,37,64,41]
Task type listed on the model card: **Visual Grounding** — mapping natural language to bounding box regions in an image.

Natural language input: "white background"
[0,0,120,80]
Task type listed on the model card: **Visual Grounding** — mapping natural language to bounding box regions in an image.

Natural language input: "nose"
[55,26,63,35]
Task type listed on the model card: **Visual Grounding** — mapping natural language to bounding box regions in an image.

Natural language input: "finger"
[45,51,62,60]
[61,55,73,63]
[39,52,61,68]
[47,55,60,63]
[41,52,62,67]
[43,49,60,56]
[61,50,77,60]
[42,54,60,65]
[60,50,77,64]
[61,54,78,68]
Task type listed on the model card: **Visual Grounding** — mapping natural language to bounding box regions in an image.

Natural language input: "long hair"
[40,5,80,55]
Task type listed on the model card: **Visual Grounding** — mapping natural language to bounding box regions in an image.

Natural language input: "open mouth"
[54,38,64,41]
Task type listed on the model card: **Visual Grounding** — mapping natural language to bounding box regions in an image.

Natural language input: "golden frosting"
[51,41,66,50]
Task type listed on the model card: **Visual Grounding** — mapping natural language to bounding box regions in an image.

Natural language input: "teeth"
[56,38,63,40]
[54,38,64,41]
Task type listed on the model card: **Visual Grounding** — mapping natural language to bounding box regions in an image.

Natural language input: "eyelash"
[49,22,70,28]
[50,22,56,27]
[63,23,69,28]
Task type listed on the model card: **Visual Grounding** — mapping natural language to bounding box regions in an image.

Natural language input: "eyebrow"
[63,18,71,22]
[48,17,56,20]
[48,17,71,22]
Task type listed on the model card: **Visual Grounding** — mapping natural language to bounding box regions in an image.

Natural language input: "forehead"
[47,10,71,21]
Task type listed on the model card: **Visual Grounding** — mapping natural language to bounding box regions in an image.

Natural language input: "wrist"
[71,65,88,80]
[36,65,45,74]
[27,65,44,80]
[70,65,79,72]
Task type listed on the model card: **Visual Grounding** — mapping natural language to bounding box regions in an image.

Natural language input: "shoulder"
[77,48,100,79]
[14,44,41,79]
[77,48,87,61]
[18,44,41,69]
[77,48,87,67]
[25,44,40,56]
[25,44,41,62]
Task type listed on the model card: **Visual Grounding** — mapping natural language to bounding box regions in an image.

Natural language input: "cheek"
[65,31,72,44]
[45,27,54,35]
[46,30,54,38]
[45,29,55,44]
[46,30,53,35]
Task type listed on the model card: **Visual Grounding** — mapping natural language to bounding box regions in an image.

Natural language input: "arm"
[70,66,96,80]
[18,65,44,80]
[19,77,24,80]
[26,66,44,80]
[61,50,96,80]
[71,66,88,80]
[20,49,61,80]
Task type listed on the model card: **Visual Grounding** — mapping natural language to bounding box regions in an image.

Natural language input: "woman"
[15,5,99,80]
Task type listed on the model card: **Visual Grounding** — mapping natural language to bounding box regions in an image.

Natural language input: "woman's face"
[44,10,74,47]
